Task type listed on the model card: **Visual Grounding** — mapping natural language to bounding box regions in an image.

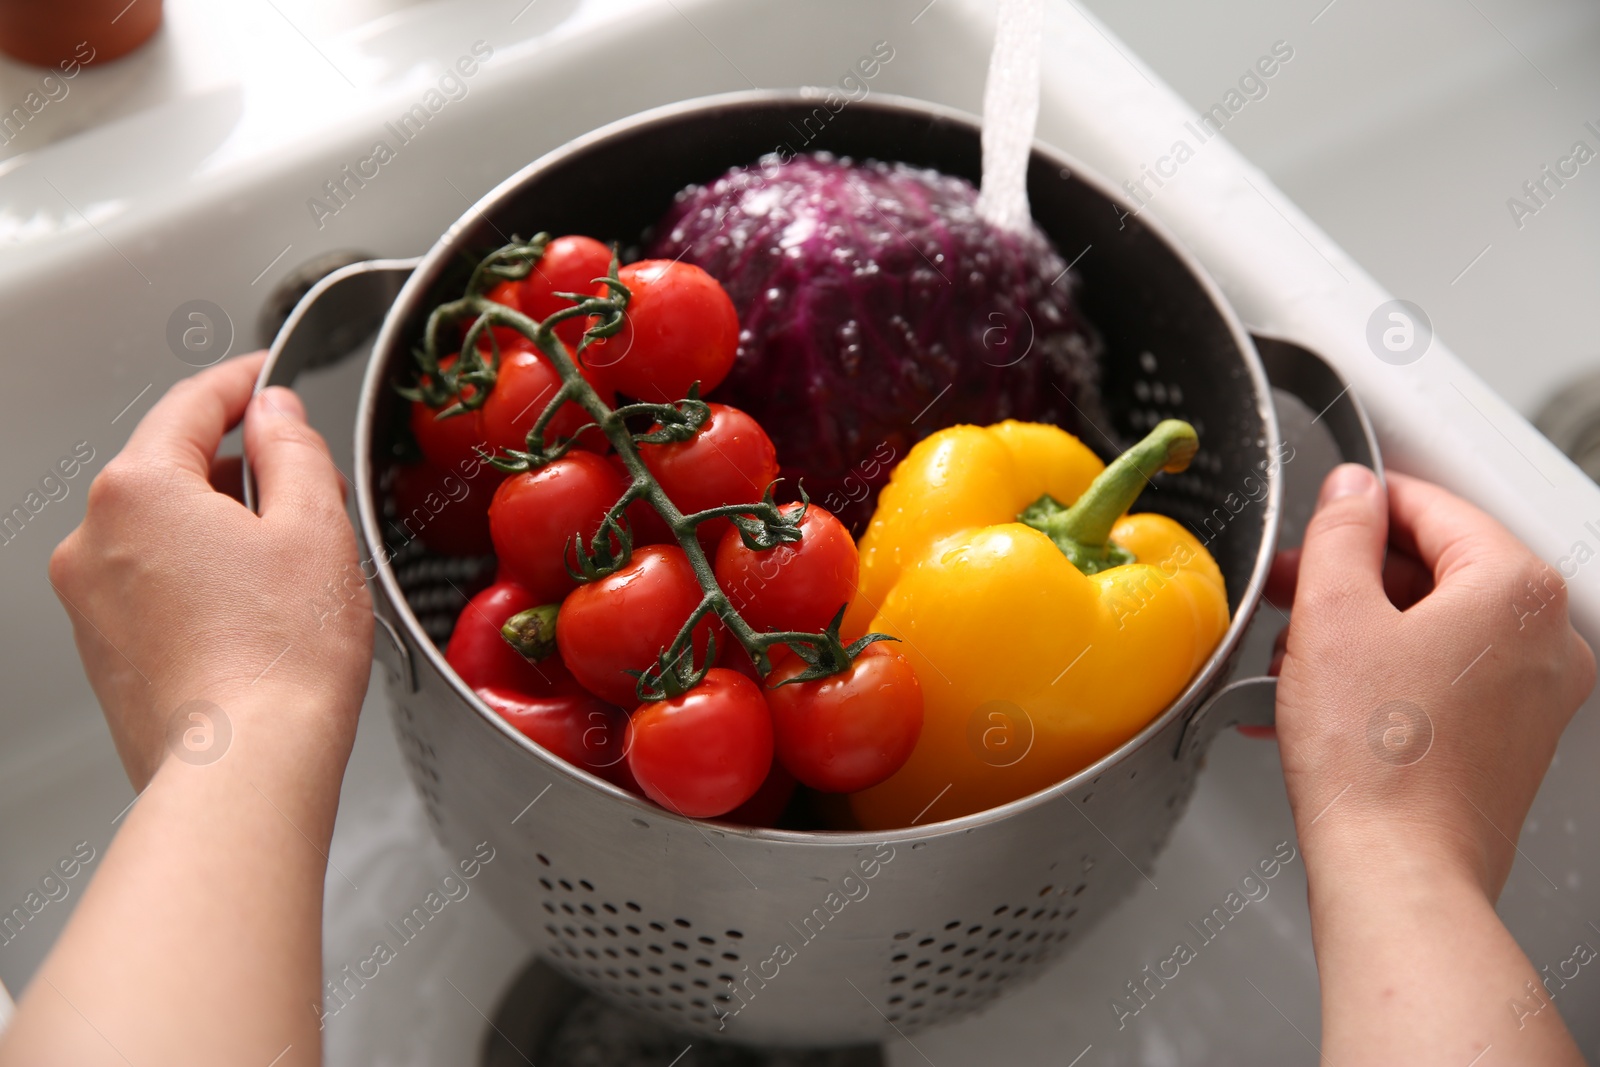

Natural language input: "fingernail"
[258,386,305,422]
[1320,463,1373,504]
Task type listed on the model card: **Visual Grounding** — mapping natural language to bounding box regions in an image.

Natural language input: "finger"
[1568,629,1598,708]
[209,455,245,502]
[1293,463,1392,616]
[1238,725,1278,740]
[1268,623,1288,675]
[1384,471,1530,590]
[1269,535,1431,612]
[1265,548,1300,608]
[122,352,267,479]
[1382,547,1435,611]
[243,386,346,520]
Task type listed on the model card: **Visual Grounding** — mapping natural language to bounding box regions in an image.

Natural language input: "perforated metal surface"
[376,648,1216,1045]
[878,873,1089,1026]
[533,856,746,1026]
[339,92,1358,1046]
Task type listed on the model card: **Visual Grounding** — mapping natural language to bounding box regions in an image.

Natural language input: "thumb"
[1293,464,1390,615]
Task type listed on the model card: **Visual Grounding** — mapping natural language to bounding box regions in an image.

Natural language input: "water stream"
[975,0,1044,234]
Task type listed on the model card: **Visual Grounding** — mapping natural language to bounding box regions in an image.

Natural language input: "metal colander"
[253,92,1379,1046]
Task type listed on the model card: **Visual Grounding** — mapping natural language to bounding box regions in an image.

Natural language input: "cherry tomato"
[765,642,923,793]
[390,462,501,557]
[410,403,483,471]
[486,280,521,306]
[410,353,496,469]
[556,544,722,707]
[625,669,774,818]
[585,260,738,401]
[488,452,627,602]
[445,579,576,694]
[409,416,488,485]
[476,349,614,456]
[455,280,531,351]
[603,753,645,796]
[639,403,778,552]
[721,761,796,828]
[476,686,630,784]
[521,235,614,352]
[715,503,857,635]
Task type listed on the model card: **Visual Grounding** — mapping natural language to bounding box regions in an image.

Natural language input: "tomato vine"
[401,235,891,702]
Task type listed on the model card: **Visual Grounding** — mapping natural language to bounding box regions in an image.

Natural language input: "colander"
[250,91,1380,1046]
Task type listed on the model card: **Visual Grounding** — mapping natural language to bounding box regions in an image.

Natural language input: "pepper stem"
[501,605,560,662]
[1019,419,1198,575]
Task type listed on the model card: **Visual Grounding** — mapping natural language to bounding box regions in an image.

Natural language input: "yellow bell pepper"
[845,419,1229,831]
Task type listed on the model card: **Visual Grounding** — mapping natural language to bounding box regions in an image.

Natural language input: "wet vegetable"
[647,151,1104,529]
[847,420,1229,830]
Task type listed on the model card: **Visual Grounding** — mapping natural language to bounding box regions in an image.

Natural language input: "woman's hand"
[1274,464,1593,895]
[48,352,373,789]
[1274,463,1594,1064]
[3,354,374,1067]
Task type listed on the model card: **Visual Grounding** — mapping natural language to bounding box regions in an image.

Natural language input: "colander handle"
[242,257,420,512]
[241,256,421,691]
[1253,334,1383,483]
[1177,335,1383,759]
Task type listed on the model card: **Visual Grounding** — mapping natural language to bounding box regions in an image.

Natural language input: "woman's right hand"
[1271,463,1593,1064]
[1273,464,1593,897]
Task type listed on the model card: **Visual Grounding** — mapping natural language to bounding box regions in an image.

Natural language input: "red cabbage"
[645,152,1103,529]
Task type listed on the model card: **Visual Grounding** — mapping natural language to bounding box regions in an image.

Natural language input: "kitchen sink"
[2,0,1597,1062]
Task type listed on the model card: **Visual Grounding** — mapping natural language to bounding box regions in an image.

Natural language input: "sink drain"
[481,959,883,1067]
[1536,368,1600,482]
[255,249,376,352]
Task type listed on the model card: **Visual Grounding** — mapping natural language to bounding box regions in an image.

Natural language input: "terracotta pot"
[0,0,162,68]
